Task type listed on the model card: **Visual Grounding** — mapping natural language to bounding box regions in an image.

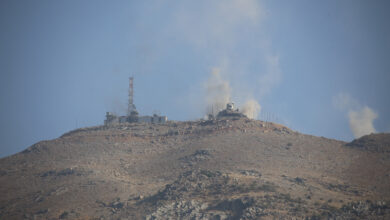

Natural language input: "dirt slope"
[0,118,389,219]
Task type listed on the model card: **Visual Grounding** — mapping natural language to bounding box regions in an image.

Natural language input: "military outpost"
[104,77,168,125]
[213,102,246,119]
[104,77,247,125]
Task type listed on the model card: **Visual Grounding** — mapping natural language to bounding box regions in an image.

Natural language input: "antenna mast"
[128,77,136,115]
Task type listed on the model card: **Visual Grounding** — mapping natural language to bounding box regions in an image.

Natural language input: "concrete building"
[104,112,119,125]
[104,113,168,126]
[139,115,168,124]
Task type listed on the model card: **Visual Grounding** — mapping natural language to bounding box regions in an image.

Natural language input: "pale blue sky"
[1,0,389,157]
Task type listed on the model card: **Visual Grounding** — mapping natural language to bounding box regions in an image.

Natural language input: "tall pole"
[128,77,136,115]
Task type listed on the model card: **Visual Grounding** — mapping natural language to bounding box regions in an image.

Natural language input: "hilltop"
[0,118,389,219]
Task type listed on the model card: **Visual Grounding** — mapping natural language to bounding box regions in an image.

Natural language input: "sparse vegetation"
[59,211,68,219]
[0,119,389,219]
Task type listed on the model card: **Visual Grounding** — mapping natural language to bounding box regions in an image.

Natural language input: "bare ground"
[0,118,389,219]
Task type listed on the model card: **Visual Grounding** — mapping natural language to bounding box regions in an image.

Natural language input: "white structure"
[226,102,235,111]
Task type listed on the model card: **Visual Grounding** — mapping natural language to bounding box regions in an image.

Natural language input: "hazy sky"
[1,0,389,157]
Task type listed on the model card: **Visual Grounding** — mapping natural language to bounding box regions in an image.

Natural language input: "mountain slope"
[0,119,389,219]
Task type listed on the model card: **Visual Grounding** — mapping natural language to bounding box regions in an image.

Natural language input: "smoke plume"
[333,93,378,138]
[348,106,378,138]
[129,1,279,120]
[204,68,261,119]
[241,99,261,119]
[204,68,232,114]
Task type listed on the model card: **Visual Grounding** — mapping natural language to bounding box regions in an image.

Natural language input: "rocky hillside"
[0,118,389,219]
[346,133,390,153]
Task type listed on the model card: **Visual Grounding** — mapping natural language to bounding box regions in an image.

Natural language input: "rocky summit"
[0,118,389,219]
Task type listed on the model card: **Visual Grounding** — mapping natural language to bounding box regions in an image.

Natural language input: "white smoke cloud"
[333,93,378,138]
[132,1,280,120]
[241,99,261,119]
[184,1,277,120]
[348,106,378,138]
[204,68,262,119]
[204,68,232,114]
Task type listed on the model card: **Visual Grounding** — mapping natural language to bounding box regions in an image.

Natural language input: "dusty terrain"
[0,118,389,219]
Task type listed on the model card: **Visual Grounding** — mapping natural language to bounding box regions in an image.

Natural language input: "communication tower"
[128,77,137,116]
